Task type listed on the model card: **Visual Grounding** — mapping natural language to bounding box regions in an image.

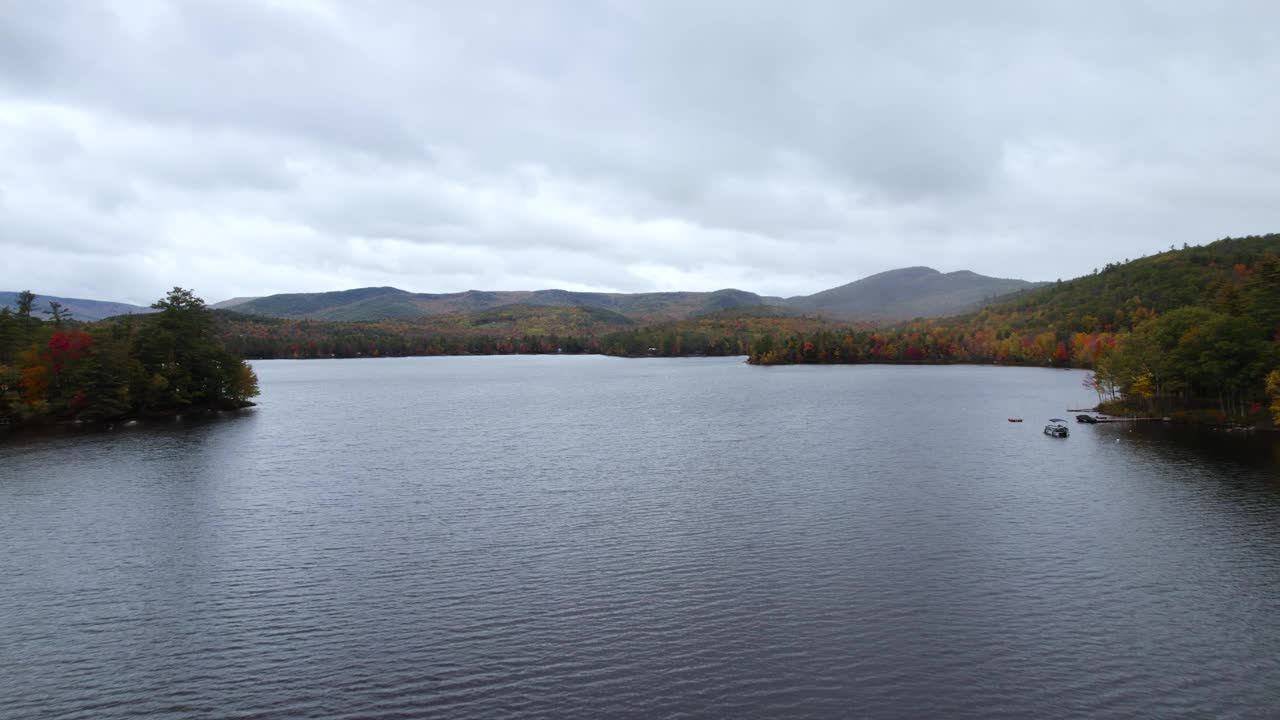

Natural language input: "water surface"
[2,357,1278,718]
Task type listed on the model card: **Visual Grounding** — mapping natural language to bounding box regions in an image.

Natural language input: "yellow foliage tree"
[1130,370,1156,398]
[1266,370,1280,425]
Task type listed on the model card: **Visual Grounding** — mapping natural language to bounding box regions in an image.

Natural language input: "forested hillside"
[219,304,637,358]
[217,304,838,360]
[975,235,1280,334]
[599,309,844,357]
[749,235,1280,424]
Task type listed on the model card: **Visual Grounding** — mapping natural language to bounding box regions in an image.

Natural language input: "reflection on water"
[1105,421,1280,476]
[2,357,1278,719]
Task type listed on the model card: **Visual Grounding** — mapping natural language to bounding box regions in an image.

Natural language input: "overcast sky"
[2,1,1279,305]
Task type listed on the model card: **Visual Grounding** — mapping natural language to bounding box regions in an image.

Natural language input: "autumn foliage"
[750,235,1280,424]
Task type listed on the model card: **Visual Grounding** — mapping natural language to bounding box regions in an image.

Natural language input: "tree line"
[215,309,839,361]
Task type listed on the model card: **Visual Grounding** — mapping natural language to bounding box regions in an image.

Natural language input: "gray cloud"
[2,0,1279,305]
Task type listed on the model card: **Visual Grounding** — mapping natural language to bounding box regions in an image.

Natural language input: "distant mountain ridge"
[217,286,786,322]
[0,291,154,321]
[7,266,1043,325]
[221,267,1043,323]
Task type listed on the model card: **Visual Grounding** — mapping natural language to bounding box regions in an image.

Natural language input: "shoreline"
[0,402,256,434]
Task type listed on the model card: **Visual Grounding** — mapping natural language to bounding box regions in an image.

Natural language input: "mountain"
[224,268,1041,323]
[0,291,155,321]
[782,267,1046,321]
[228,286,789,322]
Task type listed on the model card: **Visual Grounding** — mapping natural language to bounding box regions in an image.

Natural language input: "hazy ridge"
[0,292,155,322]
[212,267,1042,323]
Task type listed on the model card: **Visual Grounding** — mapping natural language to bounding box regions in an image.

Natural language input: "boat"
[1008,418,1023,422]
[1044,419,1070,437]
[1076,414,1098,424]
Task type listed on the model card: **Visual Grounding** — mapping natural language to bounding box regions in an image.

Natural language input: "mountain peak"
[789,268,1045,321]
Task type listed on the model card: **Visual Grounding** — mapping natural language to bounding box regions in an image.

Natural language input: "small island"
[0,288,259,427]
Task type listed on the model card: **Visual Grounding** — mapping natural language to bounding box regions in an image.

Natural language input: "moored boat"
[1044,419,1070,437]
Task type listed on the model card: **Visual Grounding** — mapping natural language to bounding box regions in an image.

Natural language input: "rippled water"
[3,357,1279,719]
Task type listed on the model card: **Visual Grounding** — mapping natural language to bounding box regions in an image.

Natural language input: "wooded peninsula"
[0,288,258,426]
[3,234,1279,428]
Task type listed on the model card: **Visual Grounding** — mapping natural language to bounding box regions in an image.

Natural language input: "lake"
[2,356,1279,719]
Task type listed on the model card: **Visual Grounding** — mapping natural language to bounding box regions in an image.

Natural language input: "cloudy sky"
[2,1,1279,305]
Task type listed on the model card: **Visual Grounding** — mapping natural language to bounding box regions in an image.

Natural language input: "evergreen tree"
[14,290,37,347]
[0,307,16,363]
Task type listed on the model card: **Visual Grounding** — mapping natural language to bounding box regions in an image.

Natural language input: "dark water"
[3,357,1279,719]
